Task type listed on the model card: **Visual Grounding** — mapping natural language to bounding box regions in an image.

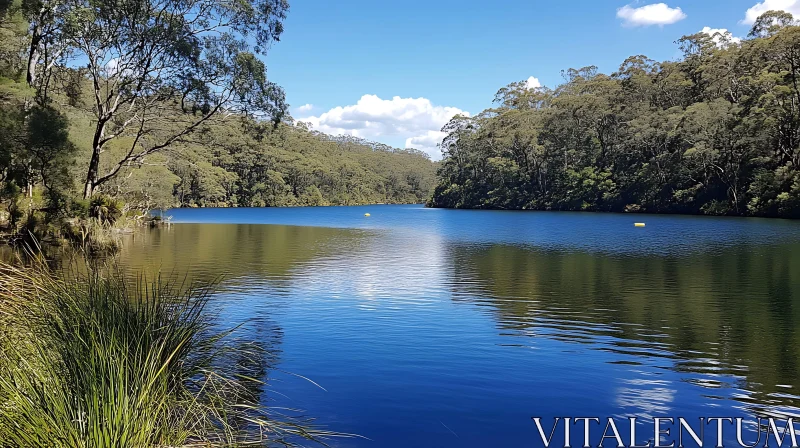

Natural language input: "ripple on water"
[116,206,800,447]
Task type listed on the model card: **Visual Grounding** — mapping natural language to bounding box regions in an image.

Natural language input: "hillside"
[430,16,800,218]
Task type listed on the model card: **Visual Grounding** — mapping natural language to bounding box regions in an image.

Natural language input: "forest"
[429,12,800,218]
[0,0,436,244]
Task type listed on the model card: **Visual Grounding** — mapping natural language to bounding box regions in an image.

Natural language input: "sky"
[261,0,800,160]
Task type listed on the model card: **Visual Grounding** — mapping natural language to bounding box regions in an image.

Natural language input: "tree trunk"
[83,180,94,199]
[26,23,42,88]
[84,149,100,199]
[22,21,42,199]
[85,115,109,198]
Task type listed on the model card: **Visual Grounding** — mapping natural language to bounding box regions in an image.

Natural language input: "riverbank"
[177,200,426,208]
[425,202,800,219]
[0,198,427,254]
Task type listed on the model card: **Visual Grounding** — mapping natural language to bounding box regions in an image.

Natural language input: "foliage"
[3,0,291,198]
[164,122,436,208]
[0,260,350,446]
[430,14,800,218]
[0,100,77,202]
[0,0,438,242]
[88,193,123,224]
[61,217,122,252]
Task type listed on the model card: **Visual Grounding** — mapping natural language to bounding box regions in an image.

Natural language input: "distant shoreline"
[169,201,427,210]
[425,204,799,220]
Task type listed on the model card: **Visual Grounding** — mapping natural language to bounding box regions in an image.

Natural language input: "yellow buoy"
[634,223,646,227]
[365,213,371,217]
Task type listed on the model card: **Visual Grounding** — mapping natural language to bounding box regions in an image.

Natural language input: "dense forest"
[430,12,800,218]
[0,0,436,242]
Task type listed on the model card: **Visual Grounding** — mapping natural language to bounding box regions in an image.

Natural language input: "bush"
[61,218,122,253]
[701,199,732,216]
[89,194,124,224]
[19,210,47,242]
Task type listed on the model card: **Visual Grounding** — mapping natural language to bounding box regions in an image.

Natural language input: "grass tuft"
[0,259,351,447]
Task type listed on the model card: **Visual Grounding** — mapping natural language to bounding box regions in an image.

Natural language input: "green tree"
[57,0,289,198]
[429,13,800,218]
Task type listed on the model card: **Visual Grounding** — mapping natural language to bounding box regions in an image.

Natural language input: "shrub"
[89,194,124,224]
[61,218,122,253]
[701,199,732,216]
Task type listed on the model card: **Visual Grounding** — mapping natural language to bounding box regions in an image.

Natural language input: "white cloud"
[106,58,119,76]
[295,103,314,113]
[104,57,135,79]
[405,131,449,155]
[743,0,800,24]
[525,76,542,90]
[299,94,468,160]
[701,27,743,47]
[617,3,687,27]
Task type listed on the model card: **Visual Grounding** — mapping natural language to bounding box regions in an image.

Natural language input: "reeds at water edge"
[0,257,353,447]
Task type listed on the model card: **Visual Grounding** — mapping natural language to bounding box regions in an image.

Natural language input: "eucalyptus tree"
[0,0,74,200]
[0,1,27,81]
[61,0,289,198]
[428,11,800,217]
[749,10,795,38]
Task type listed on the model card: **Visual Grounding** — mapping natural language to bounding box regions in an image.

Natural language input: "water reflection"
[119,224,370,288]
[445,242,800,419]
[107,209,800,447]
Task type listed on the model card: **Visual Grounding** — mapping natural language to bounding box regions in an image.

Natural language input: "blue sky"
[262,0,796,158]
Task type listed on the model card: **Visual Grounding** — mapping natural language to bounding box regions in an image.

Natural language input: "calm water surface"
[121,205,800,447]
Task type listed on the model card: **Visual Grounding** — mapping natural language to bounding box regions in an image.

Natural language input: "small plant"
[89,194,124,224]
[17,211,48,245]
[7,202,23,229]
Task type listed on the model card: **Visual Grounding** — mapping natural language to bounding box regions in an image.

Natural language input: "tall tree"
[62,0,289,197]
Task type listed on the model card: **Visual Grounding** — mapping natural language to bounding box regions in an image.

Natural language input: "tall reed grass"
[0,260,348,447]
[61,218,123,253]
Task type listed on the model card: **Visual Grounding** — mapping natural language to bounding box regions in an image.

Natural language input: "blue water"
[127,205,800,447]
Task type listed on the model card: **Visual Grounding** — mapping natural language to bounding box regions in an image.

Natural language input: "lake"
[120,205,800,447]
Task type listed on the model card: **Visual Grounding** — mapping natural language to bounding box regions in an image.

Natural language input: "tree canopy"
[0,0,438,240]
[429,13,800,218]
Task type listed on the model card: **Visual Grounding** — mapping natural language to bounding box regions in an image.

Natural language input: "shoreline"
[425,204,800,221]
